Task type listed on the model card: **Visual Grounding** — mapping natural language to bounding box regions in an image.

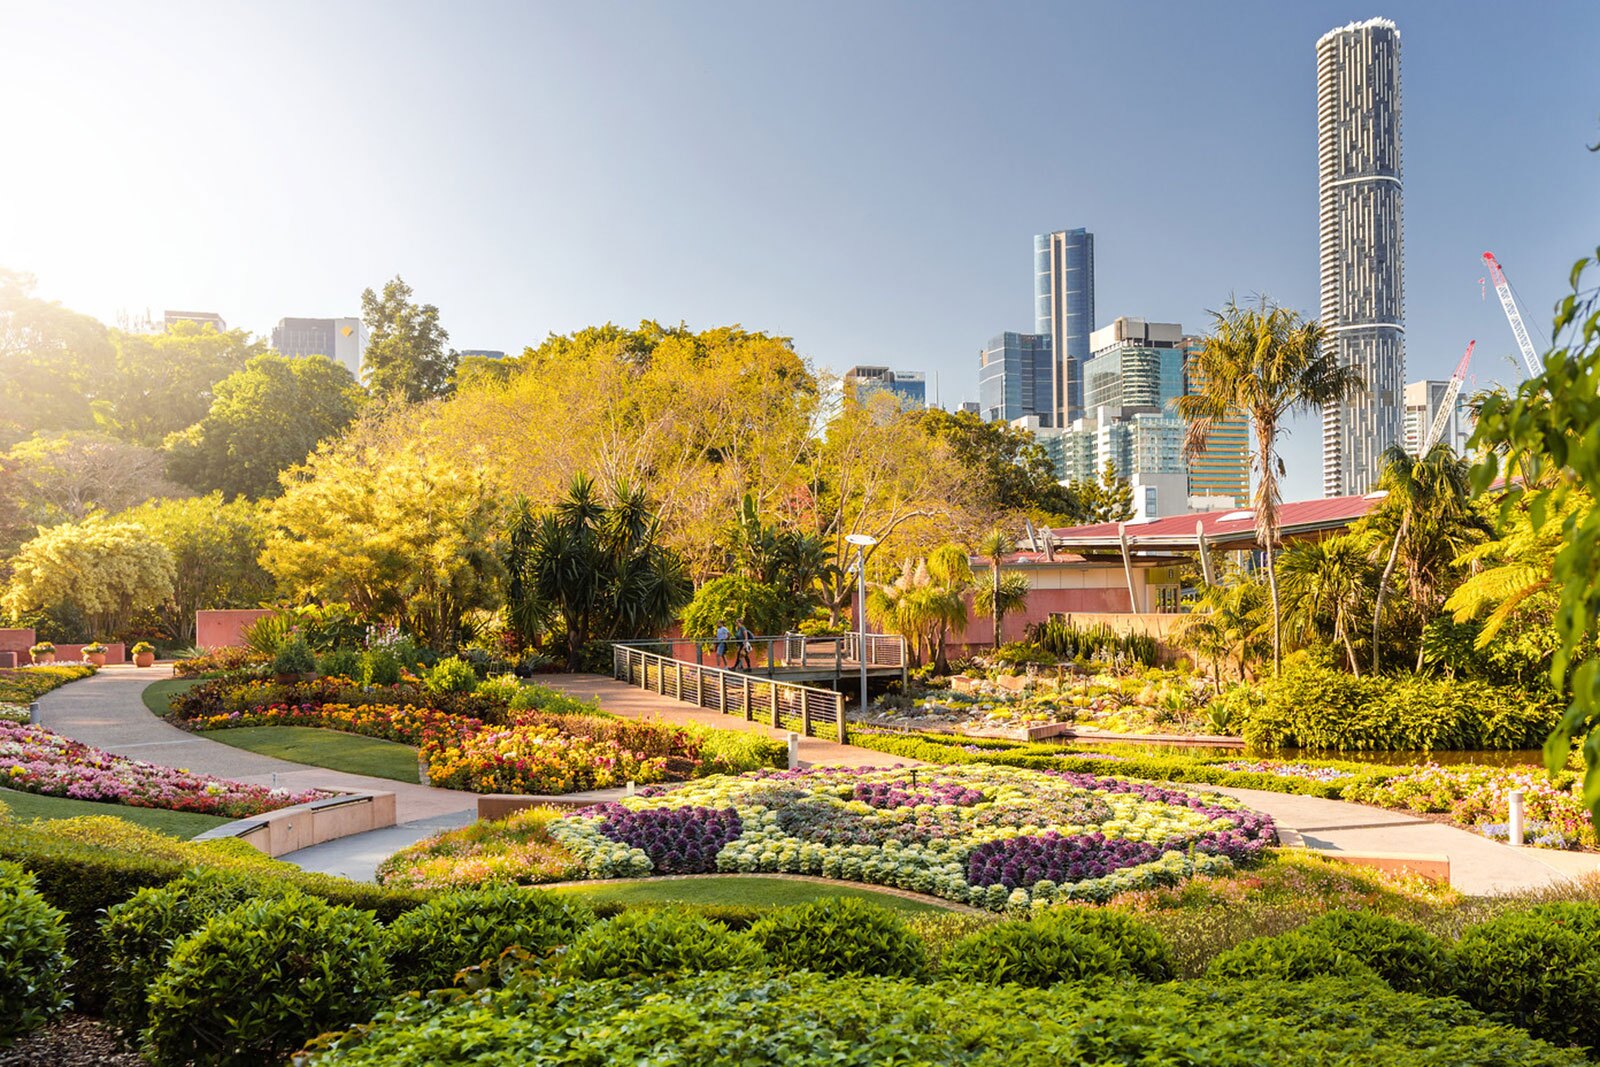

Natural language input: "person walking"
[734,620,754,671]
[714,622,730,668]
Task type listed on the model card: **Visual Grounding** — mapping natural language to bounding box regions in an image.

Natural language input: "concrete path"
[537,673,915,770]
[34,665,477,825]
[1206,785,1600,896]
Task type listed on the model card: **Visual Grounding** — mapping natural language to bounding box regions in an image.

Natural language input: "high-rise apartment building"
[1317,17,1405,496]
[978,333,1053,424]
[1035,228,1094,426]
[1402,378,1471,457]
[271,317,368,378]
[843,365,927,409]
[1181,335,1251,506]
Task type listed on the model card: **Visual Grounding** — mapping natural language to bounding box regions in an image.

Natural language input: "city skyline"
[2,2,1597,500]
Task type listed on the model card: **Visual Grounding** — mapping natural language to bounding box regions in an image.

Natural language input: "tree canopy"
[118,493,272,643]
[100,321,266,446]
[2,518,175,637]
[360,276,457,402]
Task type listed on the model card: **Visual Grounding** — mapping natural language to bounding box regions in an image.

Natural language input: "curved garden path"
[31,667,1600,895]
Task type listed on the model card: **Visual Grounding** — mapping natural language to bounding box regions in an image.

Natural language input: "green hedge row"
[1230,664,1561,752]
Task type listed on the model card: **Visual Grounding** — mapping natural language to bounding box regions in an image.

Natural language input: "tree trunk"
[1336,607,1360,677]
[991,564,1002,650]
[1415,616,1429,673]
[1264,543,1282,677]
[1371,515,1408,674]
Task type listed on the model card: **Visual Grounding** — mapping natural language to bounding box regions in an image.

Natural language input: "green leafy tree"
[1470,236,1600,830]
[1363,444,1486,672]
[165,353,363,499]
[117,493,272,643]
[0,269,114,442]
[1177,297,1363,675]
[1177,568,1270,691]
[973,528,1028,649]
[914,408,1084,522]
[680,575,793,640]
[1070,460,1134,524]
[724,493,826,621]
[360,275,457,402]
[99,321,266,446]
[2,517,174,637]
[867,545,970,671]
[1277,531,1375,674]
[263,445,501,649]
[503,474,692,668]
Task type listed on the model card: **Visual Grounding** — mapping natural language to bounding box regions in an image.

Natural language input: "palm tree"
[1368,444,1483,672]
[1176,573,1270,692]
[1278,531,1374,675]
[1177,298,1363,676]
[868,546,971,672]
[974,529,1029,649]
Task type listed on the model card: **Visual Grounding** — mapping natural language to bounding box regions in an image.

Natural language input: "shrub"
[555,908,764,980]
[508,682,608,716]
[942,918,1130,987]
[101,871,281,1037]
[143,892,390,1067]
[1238,664,1559,752]
[1454,903,1600,1049]
[130,641,155,655]
[317,647,362,680]
[989,642,1057,670]
[241,614,291,657]
[424,655,480,694]
[376,805,581,890]
[0,861,71,1046]
[270,636,316,675]
[476,673,523,705]
[1047,907,1176,982]
[679,575,796,639]
[691,724,788,774]
[360,647,403,687]
[747,897,927,978]
[82,641,108,654]
[385,886,596,992]
[1205,930,1382,983]
[1025,619,1159,667]
[298,974,1586,1066]
[1283,910,1454,993]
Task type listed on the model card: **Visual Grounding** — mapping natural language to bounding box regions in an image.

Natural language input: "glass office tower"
[1034,228,1095,427]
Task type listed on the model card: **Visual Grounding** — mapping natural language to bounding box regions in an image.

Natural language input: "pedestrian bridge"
[610,634,907,743]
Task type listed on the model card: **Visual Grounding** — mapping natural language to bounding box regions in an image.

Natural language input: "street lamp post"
[845,534,878,713]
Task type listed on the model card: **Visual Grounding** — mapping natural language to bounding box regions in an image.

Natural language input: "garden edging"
[190,790,397,857]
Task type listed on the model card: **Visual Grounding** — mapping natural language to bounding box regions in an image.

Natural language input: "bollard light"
[1508,788,1526,847]
[626,780,636,796]
[786,731,800,770]
[29,701,40,725]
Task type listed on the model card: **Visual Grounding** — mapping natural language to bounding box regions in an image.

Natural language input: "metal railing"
[616,632,906,680]
[612,644,849,743]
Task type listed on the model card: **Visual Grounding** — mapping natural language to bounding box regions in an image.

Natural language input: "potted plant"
[82,641,108,667]
[29,641,55,665]
[271,637,317,683]
[131,641,156,668]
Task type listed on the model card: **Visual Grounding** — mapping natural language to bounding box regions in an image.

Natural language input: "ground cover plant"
[0,664,96,723]
[298,972,1589,1066]
[548,764,1276,910]
[0,720,326,817]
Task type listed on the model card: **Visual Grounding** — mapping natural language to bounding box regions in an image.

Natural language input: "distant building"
[1403,379,1472,457]
[957,401,981,416]
[1181,335,1251,506]
[979,332,1053,424]
[1318,17,1405,496]
[460,349,507,360]
[1035,228,1095,425]
[1084,318,1185,410]
[843,365,926,409]
[163,310,226,331]
[271,317,368,377]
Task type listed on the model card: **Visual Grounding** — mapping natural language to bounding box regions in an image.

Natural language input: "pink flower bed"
[0,721,327,818]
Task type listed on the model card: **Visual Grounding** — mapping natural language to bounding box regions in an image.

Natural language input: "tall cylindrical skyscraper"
[1317,17,1404,497]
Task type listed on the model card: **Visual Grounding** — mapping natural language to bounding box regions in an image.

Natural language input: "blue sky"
[2,0,1596,498]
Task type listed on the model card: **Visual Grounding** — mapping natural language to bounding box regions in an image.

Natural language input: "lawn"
[547,875,953,915]
[199,725,422,783]
[141,676,199,717]
[0,785,230,839]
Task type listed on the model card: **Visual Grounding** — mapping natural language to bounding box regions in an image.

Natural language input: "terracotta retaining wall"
[193,791,397,857]
[195,609,277,650]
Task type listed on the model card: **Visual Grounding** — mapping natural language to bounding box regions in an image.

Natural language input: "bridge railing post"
[834,692,846,743]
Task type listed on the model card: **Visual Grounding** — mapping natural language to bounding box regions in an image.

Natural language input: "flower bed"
[548,764,1276,910]
[0,721,326,817]
[1341,763,1598,850]
[0,664,96,705]
[376,806,582,889]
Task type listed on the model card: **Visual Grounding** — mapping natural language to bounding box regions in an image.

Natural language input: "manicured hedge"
[299,973,1589,1065]
[1236,665,1560,752]
[747,897,927,978]
[0,861,71,1046]
[1453,903,1600,1050]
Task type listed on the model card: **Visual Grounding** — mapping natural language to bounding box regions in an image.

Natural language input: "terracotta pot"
[275,671,301,684]
[87,652,107,667]
[31,652,55,665]
[134,652,155,668]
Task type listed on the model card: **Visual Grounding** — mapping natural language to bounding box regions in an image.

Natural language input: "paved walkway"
[34,665,477,825]
[32,666,1600,895]
[538,673,913,770]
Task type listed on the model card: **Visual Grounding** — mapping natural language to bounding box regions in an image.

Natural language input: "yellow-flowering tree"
[3,518,175,637]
